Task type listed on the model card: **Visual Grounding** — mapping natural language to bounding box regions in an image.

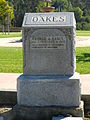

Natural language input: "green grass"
[0,47,23,73]
[0,47,90,74]
[0,30,90,38]
[76,47,90,74]
[76,30,90,36]
[0,32,22,38]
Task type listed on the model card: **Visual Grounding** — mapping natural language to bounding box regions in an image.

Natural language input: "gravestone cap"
[22,12,76,28]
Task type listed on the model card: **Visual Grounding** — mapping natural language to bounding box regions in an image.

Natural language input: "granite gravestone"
[17,12,81,107]
[22,12,76,75]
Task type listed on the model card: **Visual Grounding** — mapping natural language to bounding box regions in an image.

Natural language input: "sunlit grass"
[0,32,22,38]
[76,47,90,74]
[0,47,90,74]
[76,30,90,36]
[0,47,23,73]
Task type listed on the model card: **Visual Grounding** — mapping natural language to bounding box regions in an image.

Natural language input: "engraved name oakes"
[31,16,66,22]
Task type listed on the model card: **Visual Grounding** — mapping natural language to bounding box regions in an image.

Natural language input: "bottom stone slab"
[52,116,83,120]
[13,101,84,120]
[17,72,81,107]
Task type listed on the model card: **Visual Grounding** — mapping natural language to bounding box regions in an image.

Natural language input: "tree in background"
[52,0,69,12]
[13,0,39,27]
[36,1,48,12]
[72,7,83,22]
[0,0,14,33]
[36,0,72,12]
[7,0,90,30]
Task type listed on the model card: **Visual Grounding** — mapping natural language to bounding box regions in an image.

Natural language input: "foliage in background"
[52,0,69,12]
[72,7,83,22]
[13,0,90,30]
[51,0,90,30]
[0,0,90,30]
[12,0,39,27]
[36,1,47,12]
[0,0,14,27]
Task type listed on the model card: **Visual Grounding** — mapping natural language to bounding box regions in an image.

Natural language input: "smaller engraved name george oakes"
[31,16,66,22]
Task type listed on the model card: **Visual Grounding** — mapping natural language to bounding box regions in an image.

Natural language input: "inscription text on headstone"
[31,16,66,23]
[30,36,66,49]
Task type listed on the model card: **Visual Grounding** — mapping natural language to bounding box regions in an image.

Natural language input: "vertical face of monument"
[22,12,76,75]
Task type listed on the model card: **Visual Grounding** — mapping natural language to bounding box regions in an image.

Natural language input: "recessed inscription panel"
[23,28,75,75]
[30,36,66,49]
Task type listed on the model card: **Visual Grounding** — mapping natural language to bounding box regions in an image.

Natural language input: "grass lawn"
[76,30,90,36]
[0,47,23,73]
[0,32,22,38]
[0,30,90,38]
[76,47,90,74]
[0,47,90,74]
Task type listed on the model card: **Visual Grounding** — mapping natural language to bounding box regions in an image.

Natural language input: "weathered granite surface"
[17,72,81,107]
[17,12,81,109]
[0,117,3,120]
[13,101,84,120]
[22,12,76,75]
[23,12,76,27]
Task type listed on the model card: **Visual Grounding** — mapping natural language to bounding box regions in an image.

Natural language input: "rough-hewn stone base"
[17,72,81,107]
[13,101,84,120]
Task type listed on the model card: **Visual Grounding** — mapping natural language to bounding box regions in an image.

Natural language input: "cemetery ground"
[76,30,90,36]
[0,35,90,74]
[0,46,90,74]
[0,32,22,38]
[0,32,90,119]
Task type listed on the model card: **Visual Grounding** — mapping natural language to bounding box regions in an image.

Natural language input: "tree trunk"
[7,13,10,35]
[2,25,5,34]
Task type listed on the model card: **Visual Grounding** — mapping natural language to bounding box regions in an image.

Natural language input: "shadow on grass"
[76,53,90,63]
[9,38,22,43]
